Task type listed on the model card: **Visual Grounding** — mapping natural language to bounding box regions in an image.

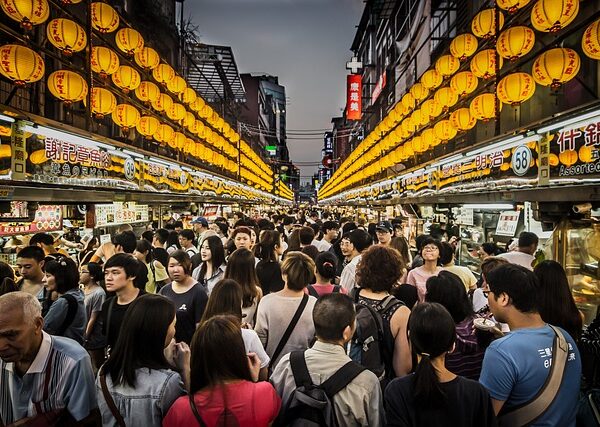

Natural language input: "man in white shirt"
[317,221,339,252]
[497,231,538,271]
[339,229,372,294]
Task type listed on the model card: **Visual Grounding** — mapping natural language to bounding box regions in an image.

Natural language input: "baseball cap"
[375,221,393,233]
[190,216,209,227]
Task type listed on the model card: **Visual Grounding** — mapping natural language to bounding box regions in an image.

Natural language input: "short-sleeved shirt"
[0,332,97,423]
[479,325,581,426]
[163,381,281,427]
[101,290,146,350]
[406,266,443,302]
[43,288,87,345]
[159,282,207,344]
[241,328,270,368]
[83,286,106,350]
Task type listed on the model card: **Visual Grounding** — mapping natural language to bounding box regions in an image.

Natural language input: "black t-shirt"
[158,282,208,344]
[256,260,285,295]
[101,290,146,350]
[385,374,497,427]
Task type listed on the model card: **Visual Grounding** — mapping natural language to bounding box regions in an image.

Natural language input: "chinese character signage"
[371,72,387,105]
[0,205,62,237]
[496,211,521,237]
[549,119,600,178]
[346,75,362,121]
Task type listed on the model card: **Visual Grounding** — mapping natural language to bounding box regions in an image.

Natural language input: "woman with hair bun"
[385,302,497,427]
[305,251,347,298]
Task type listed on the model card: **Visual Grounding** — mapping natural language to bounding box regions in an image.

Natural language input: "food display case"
[544,219,600,325]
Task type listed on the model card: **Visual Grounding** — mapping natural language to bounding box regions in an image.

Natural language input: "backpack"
[57,293,80,343]
[349,290,402,380]
[277,350,366,427]
[306,284,341,299]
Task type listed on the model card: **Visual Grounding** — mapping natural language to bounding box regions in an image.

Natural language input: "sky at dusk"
[186,0,364,181]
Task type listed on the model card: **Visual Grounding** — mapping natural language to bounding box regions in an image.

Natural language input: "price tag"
[512,145,532,177]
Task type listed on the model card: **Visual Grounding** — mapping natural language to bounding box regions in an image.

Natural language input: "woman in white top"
[192,235,226,295]
[224,248,262,327]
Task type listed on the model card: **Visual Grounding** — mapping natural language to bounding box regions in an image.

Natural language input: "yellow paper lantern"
[136,116,160,139]
[90,46,119,78]
[184,111,196,131]
[193,121,205,137]
[166,102,186,122]
[450,33,478,61]
[434,87,458,111]
[450,108,477,131]
[401,92,416,112]
[134,81,160,104]
[112,104,140,132]
[434,120,458,142]
[450,71,478,96]
[134,47,160,71]
[190,97,206,113]
[582,19,600,60]
[152,63,175,86]
[115,28,144,55]
[497,72,536,106]
[46,18,87,55]
[496,26,535,62]
[167,76,186,95]
[180,87,197,104]
[435,55,460,78]
[154,124,174,145]
[471,8,505,39]
[111,65,141,94]
[89,87,117,119]
[532,48,580,89]
[531,0,579,33]
[497,0,531,14]
[47,70,87,104]
[421,99,442,120]
[409,83,429,102]
[170,132,186,150]
[90,2,119,33]
[470,93,501,121]
[421,69,443,90]
[470,49,503,79]
[0,44,44,86]
[1,0,49,30]
[151,93,173,112]
[419,130,437,151]
[400,118,415,139]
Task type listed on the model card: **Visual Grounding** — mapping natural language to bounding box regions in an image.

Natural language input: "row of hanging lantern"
[320,0,596,200]
[0,0,274,192]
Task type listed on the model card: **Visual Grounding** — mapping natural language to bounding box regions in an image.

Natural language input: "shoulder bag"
[99,370,126,427]
[268,293,309,372]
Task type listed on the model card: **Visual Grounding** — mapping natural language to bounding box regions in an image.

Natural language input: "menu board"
[95,203,149,227]
[0,205,62,236]
[495,211,521,237]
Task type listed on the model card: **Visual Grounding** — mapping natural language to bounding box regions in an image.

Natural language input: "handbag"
[499,325,569,426]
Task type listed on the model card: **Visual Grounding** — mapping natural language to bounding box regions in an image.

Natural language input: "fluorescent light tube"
[466,135,530,157]
[462,204,515,210]
[537,110,600,134]
[0,114,15,123]
[22,124,113,151]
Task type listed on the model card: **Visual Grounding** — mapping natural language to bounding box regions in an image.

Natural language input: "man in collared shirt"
[0,292,98,425]
[339,229,372,294]
[271,293,384,426]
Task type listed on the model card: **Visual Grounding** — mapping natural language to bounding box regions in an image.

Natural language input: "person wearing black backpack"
[271,293,384,426]
[352,245,412,385]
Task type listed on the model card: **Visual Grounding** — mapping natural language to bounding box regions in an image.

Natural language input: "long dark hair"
[534,260,583,340]
[102,294,175,387]
[224,248,260,308]
[44,256,80,294]
[200,279,243,324]
[314,251,337,282]
[425,271,474,323]
[409,302,456,408]
[254,230,281,262]
[198,236,226,281]
[189,315,252,393]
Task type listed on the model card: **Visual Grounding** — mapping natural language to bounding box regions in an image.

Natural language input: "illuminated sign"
[371,72,387,105]
[346,75,362,121]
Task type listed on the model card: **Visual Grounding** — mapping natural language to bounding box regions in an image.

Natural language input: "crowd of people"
[0,208,598,426]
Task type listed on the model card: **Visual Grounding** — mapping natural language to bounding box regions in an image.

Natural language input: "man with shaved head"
[0,292,98,425]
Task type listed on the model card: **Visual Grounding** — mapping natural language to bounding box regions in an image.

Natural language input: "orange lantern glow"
[1,0,49,30]
[166,102,186,122]
[46,18,87,55]
[470,49,503,79]
[152,63,175,86]
[154,124,174,145]
[112,104,140,132]
[582,19,600,60]
[90,46,119,79]
[532,48,580,89]
[470,93,501,121]
[435,54,460,78]
[111,65,141,94]
[450,71,478,96]
[496,26,535,62]
[90,2,119,33]
[135,81,160,104]
[47,70,87,104]
[0,44,44,86]
[167,76,186,95]
[89,87,117,119]
[559,149,578,166]
[115,28,144,55]
[134,47,160,71]
[434,120,457,142]
[450,108,477,131]
[450,34,478,61]
[421,69,443,90]
[471,8,505,39]
[434,87,458,111]
[409,83,429,102]
[497,72,536,106]
[497,0,531,14]
[531,0,579,33]
[421,99,442,120]
[190,96,206,112]
[151,93,173,112]
[136,116,160,139]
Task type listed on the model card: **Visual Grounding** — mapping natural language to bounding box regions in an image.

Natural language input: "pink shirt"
[406,266,443,302]
[304,283,348,297]
[163,380,281,427]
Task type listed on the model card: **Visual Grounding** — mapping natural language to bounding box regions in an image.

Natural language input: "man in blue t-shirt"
[479,264,581,426]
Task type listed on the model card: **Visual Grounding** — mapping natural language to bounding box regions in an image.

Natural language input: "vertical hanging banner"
[346,75,362,121]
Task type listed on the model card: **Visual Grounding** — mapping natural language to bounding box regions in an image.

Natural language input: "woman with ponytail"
[305,251,346,298]
[385,302,497,427]
[255,230,285,295]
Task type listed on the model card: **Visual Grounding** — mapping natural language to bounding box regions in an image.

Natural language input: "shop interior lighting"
[21,124,113,151]
[462,203,515,210]
[536,110,600,134]
[0,114,15,123]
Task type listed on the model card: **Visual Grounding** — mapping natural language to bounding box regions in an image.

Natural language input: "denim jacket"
[96,367,185,427]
